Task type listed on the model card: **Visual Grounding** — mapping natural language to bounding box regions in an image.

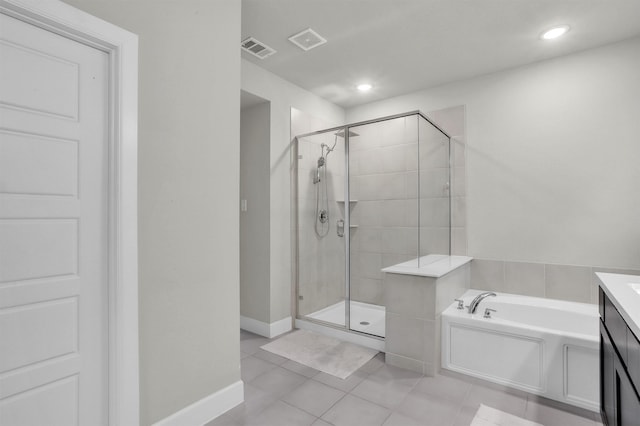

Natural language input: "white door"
[0,12,108,425]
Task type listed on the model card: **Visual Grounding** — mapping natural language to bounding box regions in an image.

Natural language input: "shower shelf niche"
[337,200,358,229]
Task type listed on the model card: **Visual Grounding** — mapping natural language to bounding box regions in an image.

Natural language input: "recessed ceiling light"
[541,25,570,40]
[357,83,372,92]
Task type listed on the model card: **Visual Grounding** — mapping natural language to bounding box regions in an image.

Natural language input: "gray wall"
[61,1,242,424]
[241,60,345,323]
[347,37,640,303]
[240,100,270,323]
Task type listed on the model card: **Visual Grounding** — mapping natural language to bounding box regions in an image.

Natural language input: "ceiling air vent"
[241,37,276,59]
[288,28,327,51]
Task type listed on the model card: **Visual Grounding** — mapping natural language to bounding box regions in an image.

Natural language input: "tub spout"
[468,292,496,314]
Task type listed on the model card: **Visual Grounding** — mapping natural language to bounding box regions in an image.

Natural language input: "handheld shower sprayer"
[313,156,325,184]
[312,129,359,237]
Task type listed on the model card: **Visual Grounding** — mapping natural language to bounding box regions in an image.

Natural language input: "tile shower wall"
[470,258,640,304]
[349,117,420,306]
[348,107,467,308]
[349,115,455,306]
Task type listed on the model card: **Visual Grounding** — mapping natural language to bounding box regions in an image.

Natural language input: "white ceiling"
[241,0,640,108]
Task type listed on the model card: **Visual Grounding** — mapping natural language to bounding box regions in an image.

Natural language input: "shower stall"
[293,111,451,343]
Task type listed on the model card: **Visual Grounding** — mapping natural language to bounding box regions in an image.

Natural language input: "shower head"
[317,156,325,167]
[335,129,359,138]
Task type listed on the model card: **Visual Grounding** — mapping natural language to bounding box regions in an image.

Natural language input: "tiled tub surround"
[470,258,640,305]
[442,289,599,412]
[383,257,471,376]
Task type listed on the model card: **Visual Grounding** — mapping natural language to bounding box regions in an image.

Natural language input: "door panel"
[1,376,79,426]
[0,130,79,196]
[0,297,78,372]
[296,129,347,326]
[0,218,78,282]
[0,38,79,119]
[0,12,108,426]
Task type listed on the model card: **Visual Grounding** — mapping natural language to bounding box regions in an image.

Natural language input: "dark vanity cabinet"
[600,287,640,426]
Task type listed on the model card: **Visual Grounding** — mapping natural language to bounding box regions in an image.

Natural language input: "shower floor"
[306,300,385,338]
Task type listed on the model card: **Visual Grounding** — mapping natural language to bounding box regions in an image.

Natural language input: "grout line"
[314,391,348,422]
[380,409,393,426]
[451,383,474,426]
[278,397,322,422]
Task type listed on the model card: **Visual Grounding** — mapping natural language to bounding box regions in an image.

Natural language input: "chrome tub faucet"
[468,292,496,314]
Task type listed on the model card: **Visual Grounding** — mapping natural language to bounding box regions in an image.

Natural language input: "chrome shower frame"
[293,110,452,341]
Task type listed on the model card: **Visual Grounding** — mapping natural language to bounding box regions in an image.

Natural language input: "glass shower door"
[294,111,451,340]
[347,115,419,338]
[295,128,347,328]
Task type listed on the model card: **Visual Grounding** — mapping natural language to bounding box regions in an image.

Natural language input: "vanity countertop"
[597,272,640,338]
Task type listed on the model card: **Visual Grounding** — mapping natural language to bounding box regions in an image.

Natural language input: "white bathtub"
[441,289,599,411]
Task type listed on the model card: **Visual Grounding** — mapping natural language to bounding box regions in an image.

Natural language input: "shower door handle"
[337,219,345,237]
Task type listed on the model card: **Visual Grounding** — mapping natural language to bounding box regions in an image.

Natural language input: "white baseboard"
[269,316,293,337]
[152,380,244,426]
[240,315,292,338]
[240,316,270,337]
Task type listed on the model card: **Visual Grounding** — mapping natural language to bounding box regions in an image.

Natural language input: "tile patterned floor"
[206,330,604,426]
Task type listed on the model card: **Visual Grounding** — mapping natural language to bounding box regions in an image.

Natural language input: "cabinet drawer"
[604,290,628,364]
[628,326,640,391]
